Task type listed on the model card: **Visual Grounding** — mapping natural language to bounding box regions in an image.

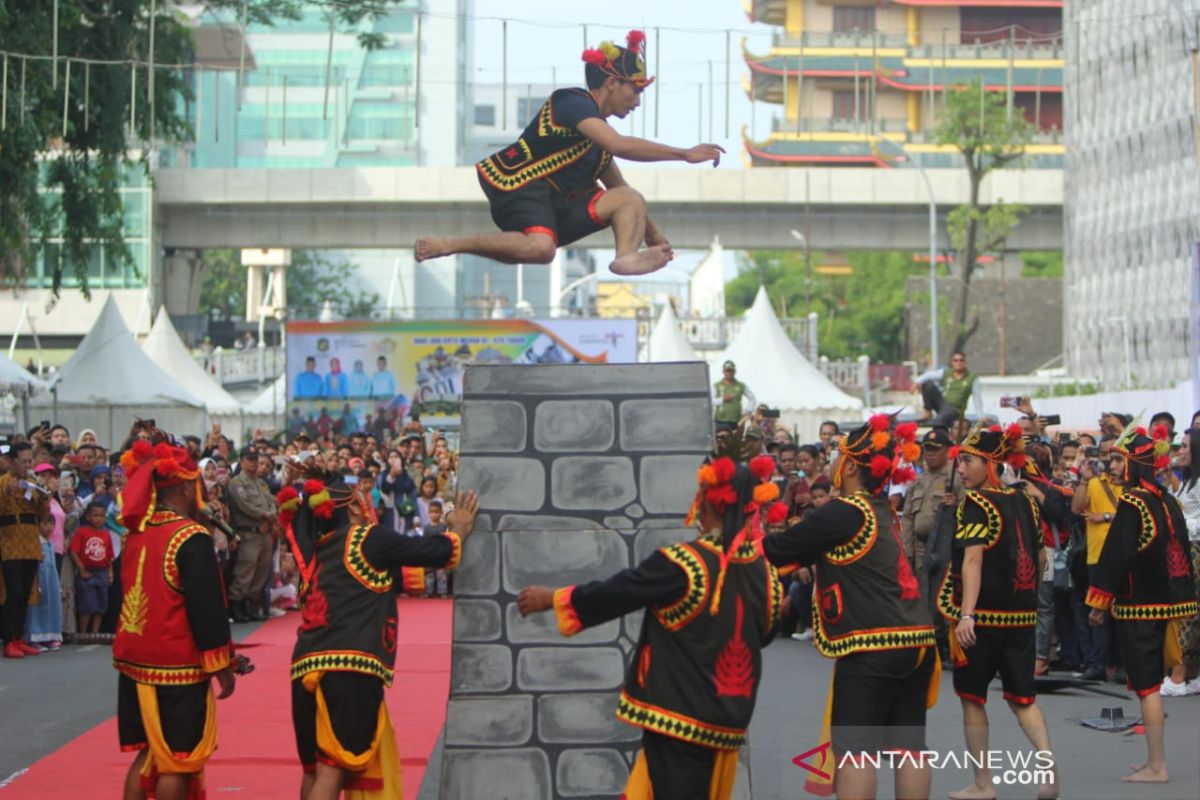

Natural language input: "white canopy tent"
[242,374,287,437]
[142,307,256,442]
[718,286,863,435]
[646,304,701,362]
[33,296,207,446]
[0,353,49,434]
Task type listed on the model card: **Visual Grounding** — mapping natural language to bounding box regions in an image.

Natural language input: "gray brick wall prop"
[441,363,713,799]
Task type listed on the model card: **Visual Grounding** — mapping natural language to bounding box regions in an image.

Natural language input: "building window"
[832,90,863,121]
[833,6,875,34]
[516,96,547,123]
[474,104,496,126]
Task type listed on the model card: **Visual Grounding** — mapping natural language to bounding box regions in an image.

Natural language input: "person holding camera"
[0,442,51,659]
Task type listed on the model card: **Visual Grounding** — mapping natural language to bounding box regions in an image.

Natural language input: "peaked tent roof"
[143,308,242,415]
[0,353,48,396]
[647,304,700,362]
[246,374,286,415]
[50,295,204,407]
[721,286,862,415]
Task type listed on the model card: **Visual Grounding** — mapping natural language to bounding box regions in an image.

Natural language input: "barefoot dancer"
[1086,423,1198,785]
[415,30,723,276]
[938,425,1059,800]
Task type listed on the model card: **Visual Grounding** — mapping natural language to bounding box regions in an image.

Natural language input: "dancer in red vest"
[113,434,235,800]
[518,432,783,800]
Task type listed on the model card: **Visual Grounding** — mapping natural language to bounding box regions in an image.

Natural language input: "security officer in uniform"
[713,361,753,431]
[227,445,277,622]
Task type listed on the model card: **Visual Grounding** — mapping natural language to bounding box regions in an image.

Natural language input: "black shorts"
[292,672,385,769]
[830,646,935,756]
[479,172,608,247]
[117,674,209,755]
[1117,619,1168,697]
[953,627,1036,706]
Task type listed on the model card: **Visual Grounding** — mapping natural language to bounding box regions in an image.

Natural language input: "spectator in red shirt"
[69,502,114,634]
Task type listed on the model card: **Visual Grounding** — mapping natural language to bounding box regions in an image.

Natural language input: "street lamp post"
[789,229,813,314]
[873,136,939,369]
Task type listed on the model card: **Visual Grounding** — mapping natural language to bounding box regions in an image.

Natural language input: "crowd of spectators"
[0,418,460,657]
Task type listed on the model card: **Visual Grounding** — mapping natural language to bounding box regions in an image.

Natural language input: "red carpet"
[10,597,453,799]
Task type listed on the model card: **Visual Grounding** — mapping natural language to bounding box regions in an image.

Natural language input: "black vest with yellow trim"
[1106,486,1198,621]
[811,493,936,657]
[291,523,399,685]
[113,511,217,685]
[616,534,782,751]
[937,487,1040,627]
[476,88,612,193]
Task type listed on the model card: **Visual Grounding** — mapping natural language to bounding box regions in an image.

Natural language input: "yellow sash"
[302,671,404,799]
[135,682,218,798]
[1164,620,1183,671]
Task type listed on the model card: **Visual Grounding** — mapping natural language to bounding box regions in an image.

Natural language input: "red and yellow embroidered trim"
[1113,600,1199,621]
[764,561,783,632]
[825,495,877,564]
[695,535,760,563]
[616,693,747,750]
[1085,585,1114,611]
[553,586,584,637]
[200,645,232,674]
[654,543,708,631]
[811,614,937,657]
[290,650,394,686]
[537,97,576,137]
[400,567,426,596]
[345,524,391,593]
[162,524,210,592]
[937,569,1037,627]
[113,659,207,686]
[1120,492,1157,552]
[443,531,463,570]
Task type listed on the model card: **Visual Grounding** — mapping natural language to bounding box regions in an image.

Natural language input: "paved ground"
[0,623,264,790]
[749,636,1200,800]
[4,626,1200,799]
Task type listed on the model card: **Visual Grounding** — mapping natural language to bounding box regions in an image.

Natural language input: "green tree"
[0,1,401,293]
[727,250,925,363]
[936,78,1033,353]
[199,249,379,319]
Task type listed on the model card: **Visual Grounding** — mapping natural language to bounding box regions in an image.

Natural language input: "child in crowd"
[423,500,452,596]
[416,475,441,528]
[26,516,63,651]
[69,502,114,634]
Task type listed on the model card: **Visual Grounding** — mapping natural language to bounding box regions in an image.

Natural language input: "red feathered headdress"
[580,30,654,88]
[119,438,201,533]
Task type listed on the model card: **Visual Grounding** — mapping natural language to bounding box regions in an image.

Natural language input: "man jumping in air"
[415,29,724,276]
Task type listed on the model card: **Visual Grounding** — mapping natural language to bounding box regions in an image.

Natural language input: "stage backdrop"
[285,319,637,432]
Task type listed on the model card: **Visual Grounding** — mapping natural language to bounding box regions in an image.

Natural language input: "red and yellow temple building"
[742,0,1065,167]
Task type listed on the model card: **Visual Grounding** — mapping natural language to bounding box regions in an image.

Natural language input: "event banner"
[285,319,637,433]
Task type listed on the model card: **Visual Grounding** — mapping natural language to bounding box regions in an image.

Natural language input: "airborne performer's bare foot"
[419,29,721,275]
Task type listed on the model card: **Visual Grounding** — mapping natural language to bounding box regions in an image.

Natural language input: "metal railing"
[197,345,286,386]
[771,30,1063,57]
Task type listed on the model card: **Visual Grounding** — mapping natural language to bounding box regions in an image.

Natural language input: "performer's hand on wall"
[517,587,553,617]
[447,490,480,538]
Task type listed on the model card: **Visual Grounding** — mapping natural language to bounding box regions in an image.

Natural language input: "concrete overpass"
[154,165,1062,252]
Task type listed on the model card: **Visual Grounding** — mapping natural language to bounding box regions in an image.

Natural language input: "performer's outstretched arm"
[577,118,723,166]
[517,550,688,636]
[761,499,859,569]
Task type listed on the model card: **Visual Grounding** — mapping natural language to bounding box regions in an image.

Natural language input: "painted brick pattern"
[442,363,712,799]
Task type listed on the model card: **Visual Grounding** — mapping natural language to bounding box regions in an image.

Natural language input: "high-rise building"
[742,0,1065,168]
[5,1,473,341]
[1063,1,1200,391]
